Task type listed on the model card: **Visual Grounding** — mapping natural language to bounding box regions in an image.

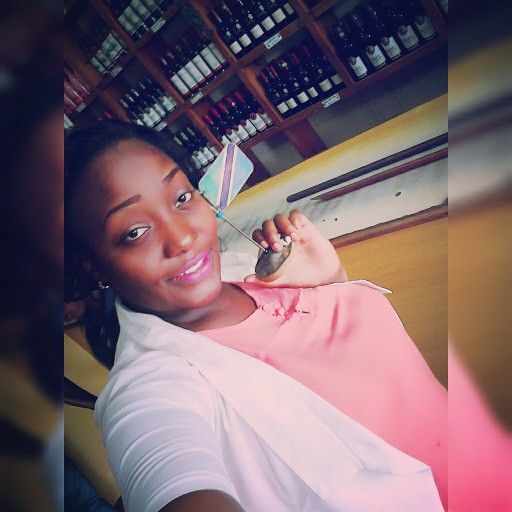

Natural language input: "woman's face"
[72,139,222,315]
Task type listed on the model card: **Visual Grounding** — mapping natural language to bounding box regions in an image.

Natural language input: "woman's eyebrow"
[104,194,141,228]
[162,166,180,185]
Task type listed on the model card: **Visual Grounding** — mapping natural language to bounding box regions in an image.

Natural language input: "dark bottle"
[143,76,177,112]
[225,94,258,136]
[299,43,335,96]
[174,42,207,88]
[203,113,227,144]
[332,19,369,80]
[122,0,150,39]
[261,0,287,27]
[181,34,215,83]
[280,0,296,19]
[106,0,144,41]
[130,87,163,125]
[158,49,192,98]
[130,0,160,27]
[238,85,274,126]
[378,0,420,51]
[209,107,235,145]
[398,0,437,41]
[119,97,144,125]
[346,10,387,70]
[231,0,265,43]
[167,47,201,93]
[233,90,267,132]
[288,50,320,100]
[190,30,224,74]
[125,92,155,127]
[257,69,289,116]
[246,0,276,34]
[268,64,299,115]
[218,101,251,142]
[209,7,244,57]
[362,2,402,61]
[276,56,311,107]
[219,1,254,52]
[138,80,166,118]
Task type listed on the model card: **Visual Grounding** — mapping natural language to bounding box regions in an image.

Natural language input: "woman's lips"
[171,250,213,285]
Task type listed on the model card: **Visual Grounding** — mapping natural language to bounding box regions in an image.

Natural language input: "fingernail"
[272,242,281,252]
[290,232,299,242]
[260,240,269,248]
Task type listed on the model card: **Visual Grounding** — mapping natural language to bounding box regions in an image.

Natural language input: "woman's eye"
[123,226,149,243]
[176,191,193,207]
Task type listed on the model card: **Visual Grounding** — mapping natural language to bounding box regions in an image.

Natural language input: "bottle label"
[148,108,161,123]
[190,91,204,104]
[319,78,333,92]
[365,45,386,68]
[153,102,166,116]
[297,91,309,103]
[191,154,202,169]
[170,73,190,95]
[200,47,222,71]
[250,24,264,39]
[131,0,150,19]
[111,65,123,77]
[250,113,266,131]
[285,97,298,109]
[177,67,198,89]
[221,135,230,146]
[151,18,166,32]
[119,14,136,35]
[330,73,343,85]
[185,61,205,83]
[239,33,252,48]
[397,25,420,49]
[277,101,289,114]
[203,147,215,162]
[192,55,213,78]
[208,144,220,157]
[155,120,167,131]
[227,130,242,144]
[142,112,155,127]
[264,33,282,49]
[242,118,257,136]
[235,124,250,141]
[415,15,437,40]
[229,40,243,55]
[348,56,368,78]
[160,96,175,111]
[307,86,319,98]
[196,150,208,166]
[271,8,286,23]
[259,111,273,125]
[261,16,276,31]
[380,36,401,60]
[282,2,295,15]
[209,43,227,63]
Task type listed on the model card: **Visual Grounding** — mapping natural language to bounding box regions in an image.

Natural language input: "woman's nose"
[162,217,197,258]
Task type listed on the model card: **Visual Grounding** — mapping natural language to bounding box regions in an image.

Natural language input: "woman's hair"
[65,120,199,367]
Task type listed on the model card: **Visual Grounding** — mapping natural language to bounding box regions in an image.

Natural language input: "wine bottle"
[233,90,267,132]
[106,0,141,40]
[210,7,244,57]
[120,97,145,125]
[257,69,290,116]
[268,64,299,115]
[246,0,276,34]
[262,0,287,27]
[174,42,207,87]
[219,1,253,52]
[138,80,166,118]
[379,0,420,51]
[225,94,258,136]
[181,34,214,83]
[299,44,334,96]
[120,0,149,39]
[398,0,437,41]
[192,30,223,74]
[332,19,369,80]
[158,50,192,99]
[218,101,250,141]
[280,0,296,19]
[204,111,231,146]
[276,56,310,107]
[362,2,402,61]
[346,10,387,70]
[166,47,200,94]
[231,0,265,42]
[288,50,320,99]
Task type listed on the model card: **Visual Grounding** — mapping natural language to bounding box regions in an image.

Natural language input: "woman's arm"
[159,490,245,512]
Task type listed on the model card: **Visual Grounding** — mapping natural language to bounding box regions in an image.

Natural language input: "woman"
[65,121,446,511]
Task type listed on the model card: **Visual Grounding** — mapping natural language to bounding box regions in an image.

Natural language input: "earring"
[98,281,110,290]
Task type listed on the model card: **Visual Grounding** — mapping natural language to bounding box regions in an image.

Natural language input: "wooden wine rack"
[64,0,447,185]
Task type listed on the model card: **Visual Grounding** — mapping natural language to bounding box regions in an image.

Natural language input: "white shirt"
[94,281,443,512]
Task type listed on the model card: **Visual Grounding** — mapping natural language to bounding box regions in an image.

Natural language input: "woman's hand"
[244,210,348,288]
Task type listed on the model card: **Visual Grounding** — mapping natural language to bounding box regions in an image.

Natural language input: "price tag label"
[76,103,86,113]
[264,33,282,49]
[111,65,122,77]
[190,91,204,104]
[156,121,167,131]
[151,18,166,33]
[322,93,341,109]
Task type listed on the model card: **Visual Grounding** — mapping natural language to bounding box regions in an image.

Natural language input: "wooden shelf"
[65,0,448,185]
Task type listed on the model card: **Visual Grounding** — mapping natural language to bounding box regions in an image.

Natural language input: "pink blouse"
[199,281,447,508]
